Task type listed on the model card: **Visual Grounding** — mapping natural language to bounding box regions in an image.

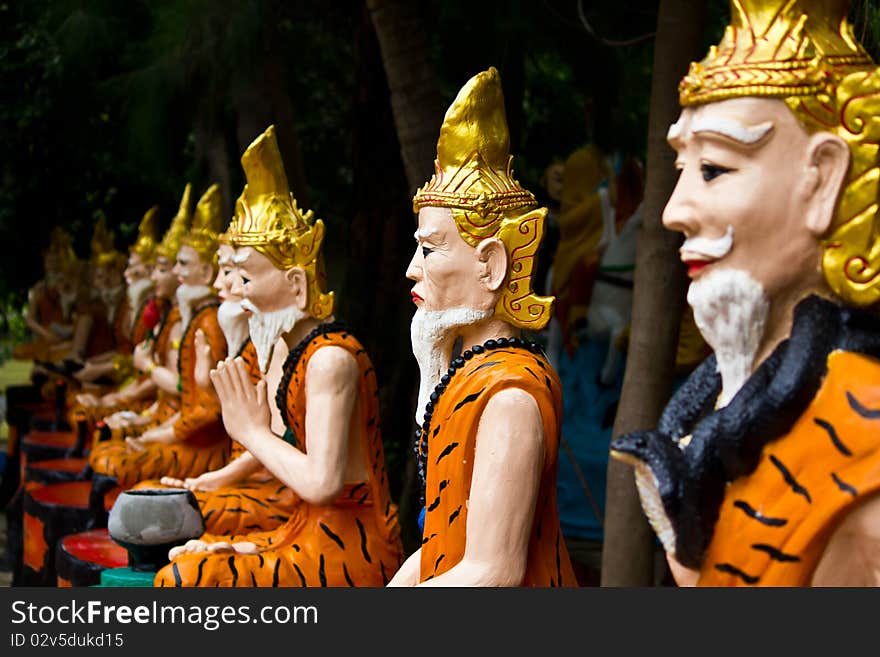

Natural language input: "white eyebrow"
[690,116,774,145]
[414,227,438,241]
[231,251,250,264]
[218,254,232,266]
[667,118,684,142]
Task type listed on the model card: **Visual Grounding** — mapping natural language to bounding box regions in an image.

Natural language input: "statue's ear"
[284,266,309,311]
[475,237,508,293]
[802,132,850,237]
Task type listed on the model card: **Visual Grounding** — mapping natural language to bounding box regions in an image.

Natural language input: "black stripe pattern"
[769,455,812,504]
[714,563,759,584]
[732,500,788,527]
[813,418,852,457]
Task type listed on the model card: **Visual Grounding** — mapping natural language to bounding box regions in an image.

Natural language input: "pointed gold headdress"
[156,183,193,261]
[679,0,880,307]
[44,226,80,278]
[226,125,334,320]
[412,67,554,330]
[90,213,126,271]
[182,183,224,265]
[44,226,75,262]
[130,206,160,263]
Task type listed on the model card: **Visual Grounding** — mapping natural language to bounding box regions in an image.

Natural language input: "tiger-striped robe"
[135,340,299,535]
[154,327,403,587]
[418,345,577,586]
[88,299,228,487]
[698,350,880,585]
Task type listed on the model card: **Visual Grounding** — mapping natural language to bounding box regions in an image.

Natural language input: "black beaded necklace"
[273,320,350,428]
[413,335,546,504]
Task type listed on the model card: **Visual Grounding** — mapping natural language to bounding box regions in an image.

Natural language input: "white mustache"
[680,225,734,259]
[240,298,259,314]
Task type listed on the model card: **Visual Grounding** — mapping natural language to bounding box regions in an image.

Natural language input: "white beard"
[242,300,307,373]
[100,286,124,324]
[687,268,769,407]
[126,278,154,331]
[217,300,249,356]
[410,307,494,425]
[176,284,214,328]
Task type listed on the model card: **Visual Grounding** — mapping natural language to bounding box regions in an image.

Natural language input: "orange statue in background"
[89,184,229,488]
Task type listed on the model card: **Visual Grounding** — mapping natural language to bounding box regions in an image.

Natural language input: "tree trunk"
[193,97,232,222]
[231,19,310,208]
[600,0,706,587]
[366,0,445,194]
[346,7,421,555]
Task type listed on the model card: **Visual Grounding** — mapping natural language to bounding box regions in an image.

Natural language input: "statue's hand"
[73,362,100,383]
[184,469,230,492]
[132,342,153,374]
[193,329,213,390]
[100,392,123,406]
[125,436,146,452]
[139,425,173,445]
[76,393,99,407]
[210,358,270,445]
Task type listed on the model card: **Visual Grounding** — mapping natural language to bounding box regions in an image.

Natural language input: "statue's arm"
[232,346,358,506]
[811,492,880,586]
[387,548,422,586]
[418,387,543,587]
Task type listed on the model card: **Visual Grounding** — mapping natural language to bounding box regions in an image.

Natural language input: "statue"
[19,231,86,370]
[60,215,130,385]
[154,125,402,587]
[388,68,577,586]
[89,183,230,488]
[13,228,78,362]
[75,206,162,418]
[610,0,880,586]
[136,238,299,536]
[96,185,189,440]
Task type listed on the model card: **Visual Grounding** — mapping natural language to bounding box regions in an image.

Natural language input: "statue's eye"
[422,246,433,258]
[701,163,732,182]
[241,276,251,285]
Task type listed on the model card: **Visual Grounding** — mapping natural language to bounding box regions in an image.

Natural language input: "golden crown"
[679,0,873,106]
[156,183,193,261]
[680,1,880,307]
[226,125,333,319]
[412,67,553,330]
[90,213,126,270]
[130,205,160,263]
[46,227,81,275]
[182,183,224,264]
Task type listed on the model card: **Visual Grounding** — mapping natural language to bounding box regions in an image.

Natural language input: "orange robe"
[13,281,67,360]
[154,326,403,587]
[418,345,577,586]
[135,339,299,535]
[74,297,168,427]
[78,297,117,359]
[697,351,880,586]
[88,300,228,487]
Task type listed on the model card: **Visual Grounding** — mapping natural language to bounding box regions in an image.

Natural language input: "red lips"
[683,259,713,278]
[411,291,424,304]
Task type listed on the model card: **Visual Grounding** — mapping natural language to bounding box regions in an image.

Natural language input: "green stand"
[98,567,156,587]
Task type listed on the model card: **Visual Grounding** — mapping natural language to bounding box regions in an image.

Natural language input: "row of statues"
[8,0,880,586]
